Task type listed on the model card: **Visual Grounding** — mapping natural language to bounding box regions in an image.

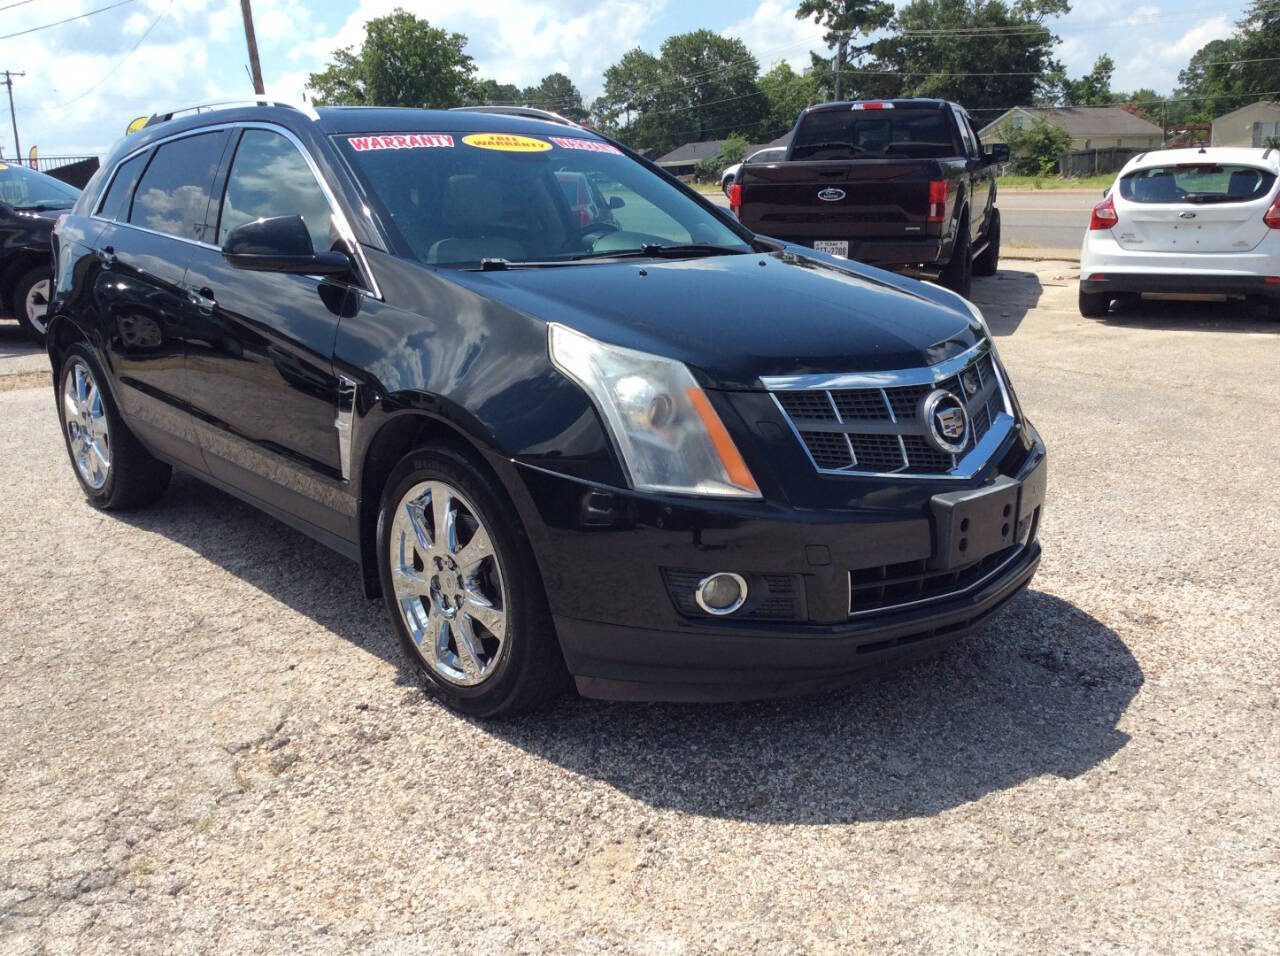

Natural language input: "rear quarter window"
[97,153,147,221]
[1119,164,1277,203]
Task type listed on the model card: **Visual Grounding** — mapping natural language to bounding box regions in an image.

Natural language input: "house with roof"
[1210,101,1280,147]
[655,133,791,176]
[977,106,1163,150]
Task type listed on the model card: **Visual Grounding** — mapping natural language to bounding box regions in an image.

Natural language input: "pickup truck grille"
[766,345,1013,478]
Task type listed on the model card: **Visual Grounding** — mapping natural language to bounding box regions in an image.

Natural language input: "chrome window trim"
[90,120,383,301]
[760,339,990,391]
[847,543,1028,618]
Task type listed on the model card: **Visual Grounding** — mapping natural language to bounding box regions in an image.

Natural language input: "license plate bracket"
[929,475,1020,571]
[813,240,848,258]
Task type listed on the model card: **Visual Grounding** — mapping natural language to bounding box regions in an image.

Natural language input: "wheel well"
[356,412,499,599]
[45,314,89,374]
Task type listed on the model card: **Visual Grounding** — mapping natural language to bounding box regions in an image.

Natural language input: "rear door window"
[1119,164,1277,204]
[791,108,957,160]
[97,153,147,221]
[217,128,336,253]
[129,131,225,241]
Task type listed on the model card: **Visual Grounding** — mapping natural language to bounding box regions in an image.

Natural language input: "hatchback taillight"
[1264,194,1280,228]
[1089,195,1118,230]
[927,180,946,222]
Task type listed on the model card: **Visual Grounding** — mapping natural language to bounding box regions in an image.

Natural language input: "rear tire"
[1079,288,1111,317]
[56,343,171,509]
[973,209,1000,277]
[13,266,52,347]
[376,445,568,717]
[940,224,972,298]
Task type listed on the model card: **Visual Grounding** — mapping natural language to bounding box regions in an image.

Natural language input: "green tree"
[520,72,588,121]
[862,0,1070,115]
[1234,0,1280,95]
[1115,88,1162,124]
[1061,55,1116,105]
[596,32,767,156]
[758,62,818,138]
[466,78,522,106]
[308,9,474,108]
[1173,37,1245,124]
[999,116,1071,175]
[796,0,894,99]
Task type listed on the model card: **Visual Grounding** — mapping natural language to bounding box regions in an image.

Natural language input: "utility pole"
[239,0,265,96]
[3,71,24,163]
[833,34,849,101]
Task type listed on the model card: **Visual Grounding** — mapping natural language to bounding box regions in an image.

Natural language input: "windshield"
[790,108,957,161]
[1119,163,1277,204]
[0,163,80,208]
[336,130,750,266]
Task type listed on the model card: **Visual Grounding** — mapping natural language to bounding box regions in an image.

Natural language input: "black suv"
[49,102,1046,716]
[0,162,80,344]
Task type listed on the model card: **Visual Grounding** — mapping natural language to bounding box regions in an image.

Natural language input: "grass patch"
[997,173,1114,190]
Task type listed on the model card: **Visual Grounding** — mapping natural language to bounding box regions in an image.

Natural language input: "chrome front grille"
[764,342,1014,478]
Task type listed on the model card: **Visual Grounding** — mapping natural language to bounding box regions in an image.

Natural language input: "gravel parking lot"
[1,262,1277,953]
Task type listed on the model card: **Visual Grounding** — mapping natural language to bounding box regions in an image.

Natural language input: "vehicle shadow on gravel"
[1092,297,1280,333]
[496,590,1142,824]
[969,268,1044,337]
[121,476,1141,825]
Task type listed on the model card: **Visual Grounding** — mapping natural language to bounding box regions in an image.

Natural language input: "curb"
[1002,248,1080,262]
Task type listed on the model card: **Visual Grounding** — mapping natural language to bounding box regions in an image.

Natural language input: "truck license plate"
[813,240,848,258]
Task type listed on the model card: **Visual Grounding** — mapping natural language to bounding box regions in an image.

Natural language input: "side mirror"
[986,143,1010,164]
[221,215,352,276]
[608,195,625,210]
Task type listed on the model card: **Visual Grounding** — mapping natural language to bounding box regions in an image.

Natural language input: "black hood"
[445,249,981,389]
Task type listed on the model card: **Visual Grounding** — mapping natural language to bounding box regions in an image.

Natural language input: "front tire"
[1079,288,1111,317]
[973,209,1000,277]
[13,266,52,346]
[376,445,567,717]
[56,343,171,509]
[940,224,972,297]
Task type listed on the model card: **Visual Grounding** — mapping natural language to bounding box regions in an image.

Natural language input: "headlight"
[549,323,760,498]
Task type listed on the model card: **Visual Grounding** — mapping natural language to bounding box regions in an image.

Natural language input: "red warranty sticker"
[549,136,622,155]
[347,134,455,152]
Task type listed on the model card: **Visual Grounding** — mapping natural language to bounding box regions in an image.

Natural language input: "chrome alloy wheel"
[388,480,508,686]
[25,278,50,336]
[62,359,110,489]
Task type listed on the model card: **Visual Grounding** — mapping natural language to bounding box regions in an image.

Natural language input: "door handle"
[97,245,116,266]
[188,287,217,313]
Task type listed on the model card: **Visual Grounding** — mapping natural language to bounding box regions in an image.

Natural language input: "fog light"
[695,572,748,615]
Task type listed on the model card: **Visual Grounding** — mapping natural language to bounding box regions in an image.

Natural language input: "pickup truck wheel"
[1079,288,1111,317]
[940,226,972,297]
[973,210,1000,277]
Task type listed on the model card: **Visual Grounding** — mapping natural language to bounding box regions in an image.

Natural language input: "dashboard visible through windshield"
[336,130,751,267]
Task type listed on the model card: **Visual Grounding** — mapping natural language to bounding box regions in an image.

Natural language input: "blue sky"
[1,0,1252,156]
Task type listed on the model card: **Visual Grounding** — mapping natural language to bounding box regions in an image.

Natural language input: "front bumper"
[508,423,1046,703]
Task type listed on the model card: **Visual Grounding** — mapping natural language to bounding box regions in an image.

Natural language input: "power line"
[0,1,35,12]
[0,0,136,41]
[27,0,171,111]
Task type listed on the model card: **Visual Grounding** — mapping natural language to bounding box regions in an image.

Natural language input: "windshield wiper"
[14,202,74,212]
[1181,193,1241,204]
[636,243,746,258]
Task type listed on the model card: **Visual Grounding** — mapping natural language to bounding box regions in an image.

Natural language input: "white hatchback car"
[1079,147,1280,317]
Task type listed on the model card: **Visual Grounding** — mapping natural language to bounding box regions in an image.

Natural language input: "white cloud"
[722,1,827,71]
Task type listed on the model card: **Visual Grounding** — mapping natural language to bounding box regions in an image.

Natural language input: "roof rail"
[449,105,582,129]
[145,98,319,128]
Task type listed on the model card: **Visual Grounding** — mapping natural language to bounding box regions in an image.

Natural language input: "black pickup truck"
[733,99,1008,296]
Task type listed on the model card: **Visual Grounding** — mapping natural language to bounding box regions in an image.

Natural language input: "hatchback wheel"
[57,343,171,509]
[1079,288,1111,317]
[377,446,567,716]
[14,267,51,346]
